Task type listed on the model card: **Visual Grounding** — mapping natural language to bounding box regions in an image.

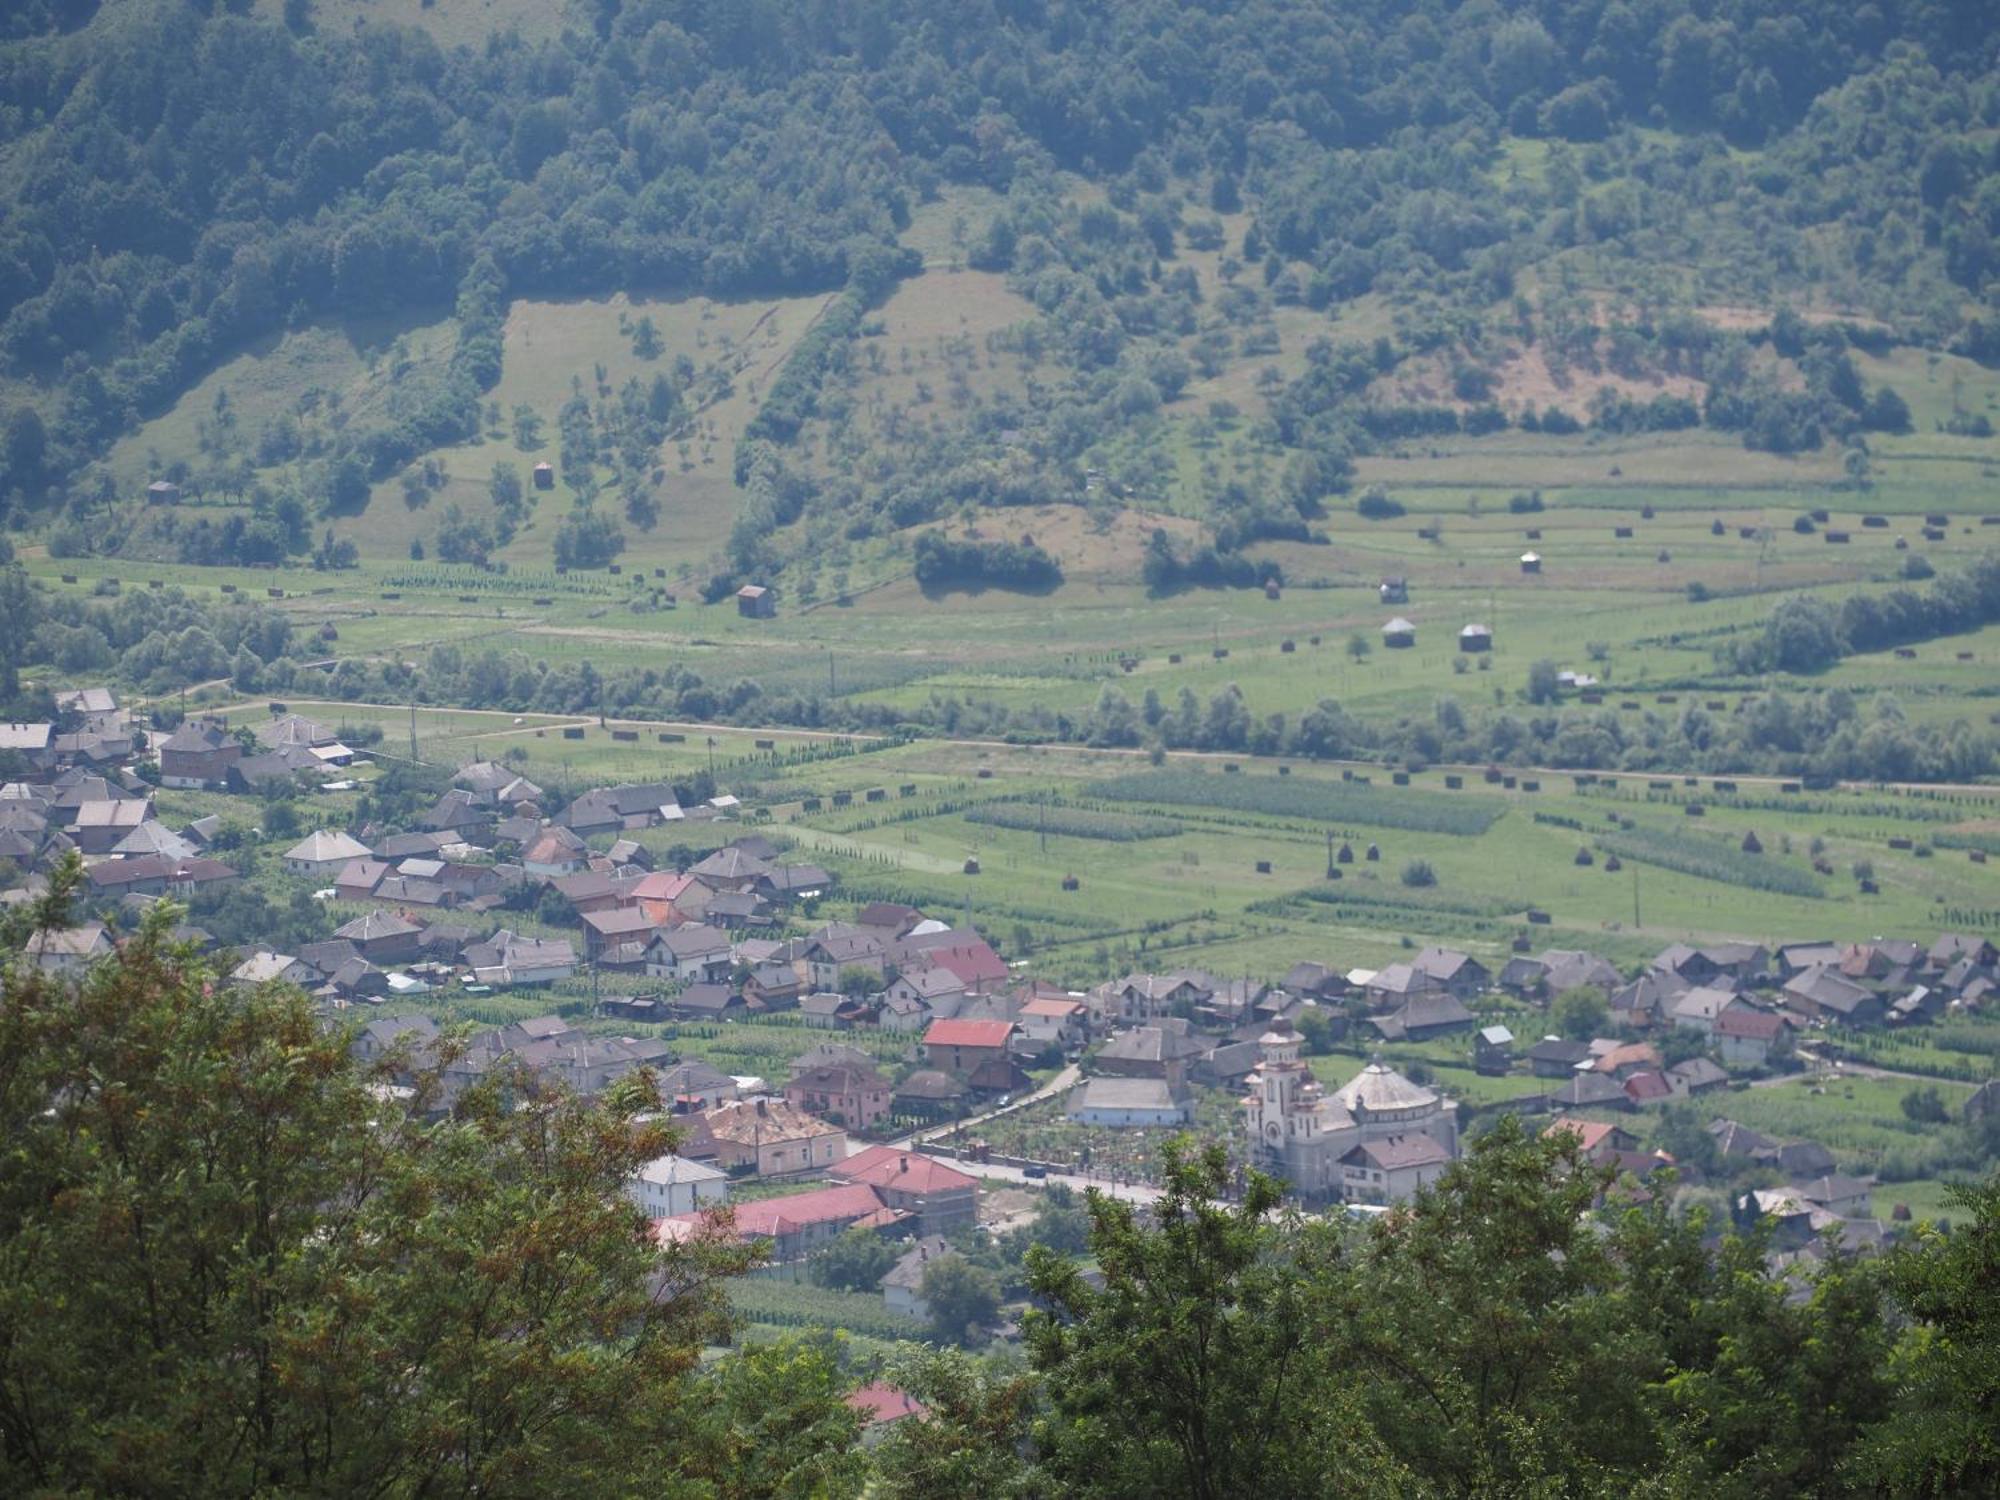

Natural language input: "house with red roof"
[922,940,1010,995]
[654,1181,898,1261]
[923,1017,1017,1077]
[831,1146,979,1234]
[846,1382,926,1444]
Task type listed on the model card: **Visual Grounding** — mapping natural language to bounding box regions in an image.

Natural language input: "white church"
[1242,1017,1459,1203]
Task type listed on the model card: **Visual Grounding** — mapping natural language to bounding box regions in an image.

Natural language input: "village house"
[23,923,115,972]
[85,854,238,900]
[746,962,805,1010]
[664,983,745,1021]
[232,951,314,987]
[643,924,733,983]
[1784,965,1884,1026]
[897,931,1010,995]
[625,1154,728,1218]
[884,965,970,1020]
[1544,1070,1630,1111]
[799,929,889,989]
[891,1069,967,1122]
[0,723,55,772]
[1671,985,1744,1037]
[1474,1024,1514,1074]
[881,1236,953,1320]
[1339,1134,1453,1205]
[1372,990,1477,1041]
[579,906,662,961]
[520,827,588,878]
[1094,1024,1204,1086]
[830,1147,980,1234]
[785,1060,894,1131]
[1715,1006,1788,1067]
[331,910,424,965]
[283,829,371,877]
[923,1017,1018,1077]
[1524,1036,1594,1077]
[1016,995,1088,1051]
[157,721,241,789]
[657,1182,894,1262]
[1067,1076,1193,1128]
[705,1097,848,1177]
[71,799,155,854]
[464,929,577,986]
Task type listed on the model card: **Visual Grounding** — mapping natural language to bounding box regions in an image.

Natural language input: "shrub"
[1400,859,1437,888]
[1356,486,1405,520]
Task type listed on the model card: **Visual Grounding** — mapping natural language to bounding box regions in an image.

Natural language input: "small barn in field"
[1520,551,1543,574]
[1458,623,1492,652]
[1382,617,1416,648]
[736,584,775,619]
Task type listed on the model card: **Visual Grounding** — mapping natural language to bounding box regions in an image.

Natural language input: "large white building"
[625,1153,728,1218]
[1242,1019,1459,1201]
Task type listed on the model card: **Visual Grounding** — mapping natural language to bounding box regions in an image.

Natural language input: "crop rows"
[963,800,1185,842]
[727,1280,928,1342]
[1595,825,1826,898]
[1092,770,1503,836]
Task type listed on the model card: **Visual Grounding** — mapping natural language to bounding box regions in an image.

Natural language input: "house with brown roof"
[71,799,155,854]
[331,910,424,965]
[923,1017,1018,1076]
[1715,1006,1787,1067]
[704,1097,849,1177]
[1783,965,1884,1027]
[785,1061,894,1131]
[1094,1024,1204,1086]
[158,721,241,789]
[1339,1133,1452,1204]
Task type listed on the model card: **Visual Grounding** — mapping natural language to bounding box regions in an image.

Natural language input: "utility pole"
[408,700,418,765]
[828,651,836,696]
[1326,829,1335,879]
[1632,866,1642,929]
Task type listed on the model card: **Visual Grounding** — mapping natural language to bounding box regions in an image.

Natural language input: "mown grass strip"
[1092,769,1503,836]
[1596,825,1825,897]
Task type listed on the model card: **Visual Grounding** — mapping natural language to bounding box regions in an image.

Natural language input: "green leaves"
[0,927,756,1497]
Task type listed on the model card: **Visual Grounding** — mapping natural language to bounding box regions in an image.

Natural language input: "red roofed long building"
[831,1146,979,1234]
[655,1181,897,1261]
[922,1017,1017,1076]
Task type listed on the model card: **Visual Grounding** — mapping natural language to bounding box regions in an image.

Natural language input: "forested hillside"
[0,0,1995,576]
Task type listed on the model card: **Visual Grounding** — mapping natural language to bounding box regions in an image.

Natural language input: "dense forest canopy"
[0,0,1996,520]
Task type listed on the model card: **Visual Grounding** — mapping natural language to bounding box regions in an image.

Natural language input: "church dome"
[1331,1060,1437,1115]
